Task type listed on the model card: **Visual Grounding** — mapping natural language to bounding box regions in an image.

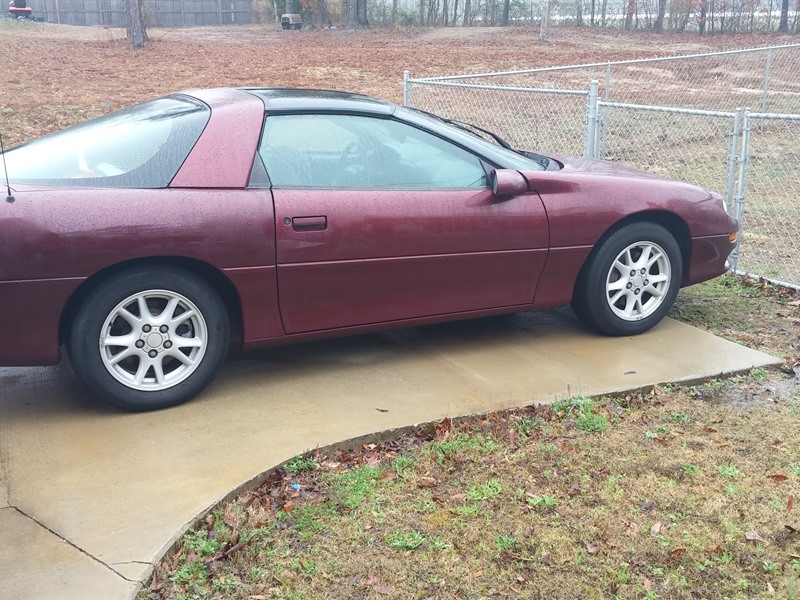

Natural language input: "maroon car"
[0,88,738,410]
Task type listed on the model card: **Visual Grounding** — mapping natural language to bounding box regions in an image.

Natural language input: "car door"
[259,112,549,334]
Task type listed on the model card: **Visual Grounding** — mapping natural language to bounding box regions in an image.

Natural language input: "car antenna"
[0,129,14,203]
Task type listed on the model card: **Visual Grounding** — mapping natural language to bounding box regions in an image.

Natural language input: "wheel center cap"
[632,275,645,287]
[146,332,164,347]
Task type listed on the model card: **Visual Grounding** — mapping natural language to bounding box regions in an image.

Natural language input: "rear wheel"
[68,267,230,411]
[571,222,682,336]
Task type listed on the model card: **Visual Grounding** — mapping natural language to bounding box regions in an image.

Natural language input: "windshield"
[398,106,546,171]
[3,95,210,188]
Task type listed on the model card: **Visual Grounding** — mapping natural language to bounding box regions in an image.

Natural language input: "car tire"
[571,222,682,336]
[68,267,230,411]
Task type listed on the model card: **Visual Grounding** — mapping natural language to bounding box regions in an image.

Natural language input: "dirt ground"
[0,22,794,147]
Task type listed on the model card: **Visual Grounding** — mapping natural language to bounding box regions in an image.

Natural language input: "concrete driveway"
[0,310,778,599]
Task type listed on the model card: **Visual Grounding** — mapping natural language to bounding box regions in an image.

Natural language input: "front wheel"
[68,267,230,411]
[571,222,683,336]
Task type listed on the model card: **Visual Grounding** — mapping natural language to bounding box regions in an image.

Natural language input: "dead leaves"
[745,531,770,546]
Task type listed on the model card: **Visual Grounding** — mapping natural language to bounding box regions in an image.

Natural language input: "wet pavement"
[0,310,779,599]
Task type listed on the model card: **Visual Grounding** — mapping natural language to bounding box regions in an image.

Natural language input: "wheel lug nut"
[135,340,145,348]
[641,268,646,274]
[143,324,151,333]
[630,270,636,277]
[644,279,649,285]
[160,325,168,333]
[164,341,172,349]
[634,289,640,295]
[626,282,632,289]
[148,350,158,358]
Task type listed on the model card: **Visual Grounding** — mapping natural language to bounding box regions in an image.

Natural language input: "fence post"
[724,108,742,214]
[584,80,599,158]
[761,47,773,115]
[731,109,751,273]
[403,70,411,107]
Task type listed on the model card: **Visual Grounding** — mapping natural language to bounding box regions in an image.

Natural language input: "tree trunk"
[347,0,369,27]
[453,0,459,24]
[778,0,790,31]
[653,0,666,31]
[601,0,607,25]
[502,0,510,24]
[576,0,582,25]
[318,0,332,25]
[126,0,145,48]
[444,0,449,24]
[624,0,635,29]
[539,0,550,40]
[698,0,707,34]
[392,0,397,23]
[462,0,470,24]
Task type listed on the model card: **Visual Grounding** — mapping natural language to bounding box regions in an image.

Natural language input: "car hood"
[550,154,672,181]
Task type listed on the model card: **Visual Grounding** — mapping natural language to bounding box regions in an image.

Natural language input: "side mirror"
[490,169,529,197]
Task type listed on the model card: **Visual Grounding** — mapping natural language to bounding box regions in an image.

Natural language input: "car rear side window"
[258,113,488,190]
[4,96,210,188]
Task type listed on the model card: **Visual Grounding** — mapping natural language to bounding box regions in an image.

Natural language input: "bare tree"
[347,0,370,27]
[778,0,790,31]
[624,0,636,29]
[502,0,510,24]
[540,0,550,40]
[654,0,667,30]
[462,0,470,24]
[576,0,583,25]
[125,0,145,48]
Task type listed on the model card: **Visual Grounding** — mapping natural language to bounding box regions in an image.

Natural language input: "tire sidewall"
[68,267,229,411]
[578,223,683,336]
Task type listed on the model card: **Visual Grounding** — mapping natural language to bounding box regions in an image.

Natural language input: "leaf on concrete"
[375,407,389,412]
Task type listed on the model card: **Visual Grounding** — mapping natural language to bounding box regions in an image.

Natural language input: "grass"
[140,276,800,599]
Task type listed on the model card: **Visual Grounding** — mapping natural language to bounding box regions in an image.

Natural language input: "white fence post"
[584,80,599,158]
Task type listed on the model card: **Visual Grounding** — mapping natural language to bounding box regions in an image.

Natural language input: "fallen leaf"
[768,581,776,595]
[650,522,663,536]
[283,501,294,514]
[745,531,769,545]
[450,492,467,502]
[374,584,395,595]
[671,548,686,557]
[788,299,800,306]
[435,417,452,439]
[786,524,797,534]
[704,426,717,433]
[375,407,389,413]
[788,495,795,513]
[643,577,652,591]
[767,474,789,482]
[708,544,724,555]
[568,482,581,497]
[583,540,598,554]
[380,471,396,480]
[418,477,438,488]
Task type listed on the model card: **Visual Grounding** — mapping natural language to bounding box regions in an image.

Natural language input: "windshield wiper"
[409,107,514,150]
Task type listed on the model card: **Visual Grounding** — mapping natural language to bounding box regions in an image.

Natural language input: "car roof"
[241,88,396,116]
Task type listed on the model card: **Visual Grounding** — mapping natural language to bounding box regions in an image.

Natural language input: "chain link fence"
[404,43,800,289]
[736,113,800,287]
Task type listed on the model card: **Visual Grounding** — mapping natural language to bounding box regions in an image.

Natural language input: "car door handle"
[290,216,327,231]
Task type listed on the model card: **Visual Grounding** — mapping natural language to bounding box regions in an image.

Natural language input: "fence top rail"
[407,80,587,96]
[598,101,739,118]
[408,43,800,84]
[747,111,800,121]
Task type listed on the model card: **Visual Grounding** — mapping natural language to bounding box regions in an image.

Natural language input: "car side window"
[258,114,488,190]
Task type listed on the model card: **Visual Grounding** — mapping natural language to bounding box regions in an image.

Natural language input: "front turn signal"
[729,232,738,243]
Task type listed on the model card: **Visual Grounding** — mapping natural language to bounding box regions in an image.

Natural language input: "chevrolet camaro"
[0,88,738,410]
